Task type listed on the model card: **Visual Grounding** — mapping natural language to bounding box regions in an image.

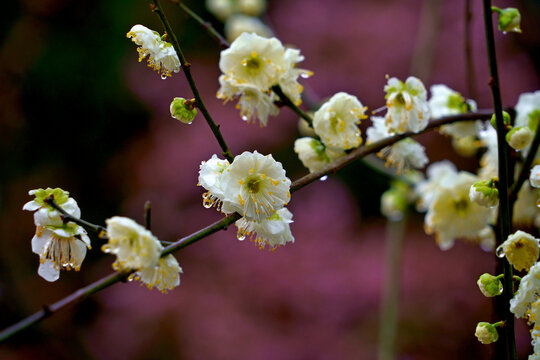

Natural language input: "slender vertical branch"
[377,215,406,360]
[464,0,477,99]
[151,0,234,162]
[481,1,517,359]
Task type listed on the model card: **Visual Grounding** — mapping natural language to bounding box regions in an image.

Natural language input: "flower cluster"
[217,32,311,126]
[127,25,180,78]
[199,151,294,249]
[102,216,182,293]
[23,188,91,282]
[416,162,494,250]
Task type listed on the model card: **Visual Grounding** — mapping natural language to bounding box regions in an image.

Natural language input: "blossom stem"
[151,0,234,162]
[481,0,517,358]
[171,1,229,49]
[508,126,540,208]
[0,111,494,343]
[271,85,313,126]
[44,196,107,235]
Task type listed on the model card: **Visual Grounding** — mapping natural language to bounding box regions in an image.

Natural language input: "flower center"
[242,51,262,72]
[453,198,469,216]
[245,176,262,193]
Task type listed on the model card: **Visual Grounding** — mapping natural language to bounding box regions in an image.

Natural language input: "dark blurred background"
[0,0,539,359]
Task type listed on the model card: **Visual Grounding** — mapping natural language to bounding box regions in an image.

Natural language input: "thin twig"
[272,85,313,126]
[481,1,517,359]
[151,0,234,162]
[0,111,490,343]
[44,196,107,235]
[172,1,229,49]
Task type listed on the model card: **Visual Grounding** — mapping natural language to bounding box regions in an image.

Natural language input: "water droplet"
[241,115,249,122]
[237,231,246,241]
[319,175,328,182]
[203,197,213,208]
[496,245,505,258]
[161,73,168,80]
[300,73,309,79]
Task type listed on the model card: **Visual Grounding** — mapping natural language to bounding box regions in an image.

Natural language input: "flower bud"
[237,0,266,17]
[506,126,533,151]
[490,110,511,130]
[531,165,540,188]
[381,188,408,221]
[170,97,198,124]
[492,7,522,34]
[475,322,499,344]
[477,273,503,297]
[451,135,478,157]
[469,179,499,208]
[497,230,540,272]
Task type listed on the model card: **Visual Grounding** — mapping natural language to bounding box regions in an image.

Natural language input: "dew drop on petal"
[319,175,328,182]
[300,73,309,79]
[161,73,168,80]
[241,115,249,122]
[496,245,505,258]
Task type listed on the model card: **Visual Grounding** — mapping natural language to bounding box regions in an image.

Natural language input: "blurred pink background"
[0,0,539,359]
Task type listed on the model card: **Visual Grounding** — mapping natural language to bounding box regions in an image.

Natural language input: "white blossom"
[424,171,494,250]
[235,208,294,250]
[510,262,540,318]
[294,137,343,174]
[31,224,91,282]
[23,188,90,281]
[135,254,182,293]
[313,92,367,151]
[102,217,162,271]
[415,161,458,211]
[506,126,534,151]
[225,15,272,42]
[220,151,291,221]
[127,25,180,78]
[198,154,231,210]
[531,165,540,188]
[384,76,430,134]
[217,79,279,126]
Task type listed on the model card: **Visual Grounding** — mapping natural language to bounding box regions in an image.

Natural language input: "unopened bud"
[490,111,511,130]
[475,322,500,344]
[469,179,499,208]
[477,273,503,297]
[170,97,197,124]
[506,126,533,151]
[492,7,522,34]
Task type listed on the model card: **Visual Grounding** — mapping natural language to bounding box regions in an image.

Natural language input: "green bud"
[490,110,511,130]
[477,273,503,297]
[475,322,500,344]
[470,179,499,208]
[170,97,198,124]
[30,188,70,207]
[492,7,522,34]
[506,126,533,150]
